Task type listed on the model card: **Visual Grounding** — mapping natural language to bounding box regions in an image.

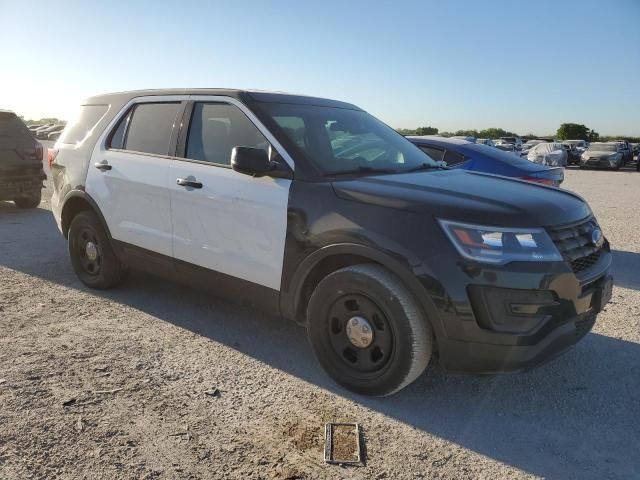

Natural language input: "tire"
[14,191,41,209]
[68,210,127,289]
[306,264,433,396]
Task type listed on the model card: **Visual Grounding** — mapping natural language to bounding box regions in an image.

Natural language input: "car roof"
[406,135,471,146]
[82,88,362,111]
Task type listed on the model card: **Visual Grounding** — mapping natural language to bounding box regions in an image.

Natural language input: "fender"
[60,189,113,241]
[280,242,446,342]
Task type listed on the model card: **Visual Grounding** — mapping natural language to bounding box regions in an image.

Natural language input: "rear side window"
[443,150,466,166]
[417,145,444,161]
[0,112,32,138]
[58,105,108,144]
[185,103,269,165]
[122,103,181,155]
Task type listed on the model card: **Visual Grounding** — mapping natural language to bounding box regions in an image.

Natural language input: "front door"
[169,99,292,290]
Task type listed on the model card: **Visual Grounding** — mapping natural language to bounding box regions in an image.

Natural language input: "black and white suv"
[51,89,612,396]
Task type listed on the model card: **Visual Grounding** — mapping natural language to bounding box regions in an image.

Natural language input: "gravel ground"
[1,148,639,479]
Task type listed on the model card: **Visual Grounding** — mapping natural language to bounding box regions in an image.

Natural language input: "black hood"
[332,169,590,227]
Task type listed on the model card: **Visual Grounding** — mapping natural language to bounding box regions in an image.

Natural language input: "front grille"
[575,311,597,338]
[548,217,603,274]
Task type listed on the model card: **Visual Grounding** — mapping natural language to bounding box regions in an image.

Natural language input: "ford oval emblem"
[591,228,604,247]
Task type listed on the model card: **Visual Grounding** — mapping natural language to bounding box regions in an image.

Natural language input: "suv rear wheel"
[13,191,41,209]
[68,210,127,289]
[306,264,433,396]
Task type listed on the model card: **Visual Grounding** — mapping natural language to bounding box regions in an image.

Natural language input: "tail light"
[48,148,59,169]
[35,142,43,162]
[520,176,556,186]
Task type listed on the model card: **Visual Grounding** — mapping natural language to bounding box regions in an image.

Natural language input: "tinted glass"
[443,150,466,165]
[59,105,108,144]
[262,103,438,175]
[0,112,32,138]
[109,110,131,149]
[186,103,269,165]
[124,103,180,155]
[587,144,616,152]
[418,145,444,161]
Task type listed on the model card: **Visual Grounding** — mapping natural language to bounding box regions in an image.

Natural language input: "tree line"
[397,123,640,143]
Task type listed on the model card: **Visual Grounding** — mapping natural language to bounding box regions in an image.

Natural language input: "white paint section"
[85,149,173,257]
[169,161,291,290]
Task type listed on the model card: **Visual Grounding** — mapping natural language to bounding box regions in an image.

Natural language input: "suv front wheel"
[68,210,127,289]
[306,264,433,396]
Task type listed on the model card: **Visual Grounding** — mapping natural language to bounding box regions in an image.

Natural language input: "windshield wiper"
[404,162,448,173]
[324,166,398,177]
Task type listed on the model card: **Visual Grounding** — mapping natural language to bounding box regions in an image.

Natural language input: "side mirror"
[231,147,275,177]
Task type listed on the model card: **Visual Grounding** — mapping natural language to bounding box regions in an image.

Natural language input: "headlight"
[438,220,562,264]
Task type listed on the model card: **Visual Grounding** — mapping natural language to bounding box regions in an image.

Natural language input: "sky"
[1,0,638,136]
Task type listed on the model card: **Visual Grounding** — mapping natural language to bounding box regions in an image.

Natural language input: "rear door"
[169,97,293,290]
[86,98,185,257]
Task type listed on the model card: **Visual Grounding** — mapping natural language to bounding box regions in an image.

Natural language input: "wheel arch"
[281,243,445,342]
[60,190,112,240]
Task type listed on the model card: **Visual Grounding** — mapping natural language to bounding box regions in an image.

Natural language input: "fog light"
[469,286,558,334]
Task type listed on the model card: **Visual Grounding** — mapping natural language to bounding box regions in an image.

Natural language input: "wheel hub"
[85,241,98,262]
[345,316,374,348]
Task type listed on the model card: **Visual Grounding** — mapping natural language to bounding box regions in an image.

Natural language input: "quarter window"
[185,103,269,165]
[443,150,466,166]
[418,146,444,161]
[122,102,181,155]
[59,105,108,145]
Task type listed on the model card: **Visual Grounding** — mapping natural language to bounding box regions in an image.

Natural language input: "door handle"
[176,178,203,189]
[94,161,112,171]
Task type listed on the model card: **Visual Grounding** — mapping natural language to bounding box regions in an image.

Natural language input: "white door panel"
[86,150,173,256]
[170,161,290,290]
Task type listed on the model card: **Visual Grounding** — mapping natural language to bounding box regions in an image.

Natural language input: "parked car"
[495,142,517,153]
[48,129,64,141]
[580,142,624,170]
[30,123,54,134]
[407,136,564,186]
[562,143,581,165]
[476,138,495,147]
[451,135,476,143]
[36,124,65,139]
[564,139,588,154]
[0,110,46,208]
[50,89,612,396]
[497,136,523,150]
[612,140,633,165]
[527,142,568,166]
[520,139,546,156]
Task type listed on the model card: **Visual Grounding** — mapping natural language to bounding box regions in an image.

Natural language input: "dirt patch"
[329,424,359,463]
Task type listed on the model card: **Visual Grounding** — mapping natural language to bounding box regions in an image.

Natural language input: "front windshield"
[259,103,438,175]
[587,144,616,152]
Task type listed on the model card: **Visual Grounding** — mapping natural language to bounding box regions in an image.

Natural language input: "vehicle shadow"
[1,204,639,479]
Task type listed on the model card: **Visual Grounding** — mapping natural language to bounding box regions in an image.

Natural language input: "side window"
[122,103,181,155]
[59,105,108,145]
[443,150,466,166]
[185,103,269,165]
[418,145,444,161]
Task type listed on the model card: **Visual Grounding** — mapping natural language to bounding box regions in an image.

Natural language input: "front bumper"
[423,244,612,374]
[581,158,616,168]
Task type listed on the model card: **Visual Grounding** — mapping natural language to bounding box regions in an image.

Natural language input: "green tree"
[415,126,439,135]
[556,123,590,141]
[477,127,519,139]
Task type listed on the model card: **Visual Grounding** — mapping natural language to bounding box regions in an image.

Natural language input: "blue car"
[407,136,564,186]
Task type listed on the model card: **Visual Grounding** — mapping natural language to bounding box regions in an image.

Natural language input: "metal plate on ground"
[324,422,362,466]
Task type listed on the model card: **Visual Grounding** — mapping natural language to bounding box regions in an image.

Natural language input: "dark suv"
[0,110,46,208]
[50,89,612,396]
